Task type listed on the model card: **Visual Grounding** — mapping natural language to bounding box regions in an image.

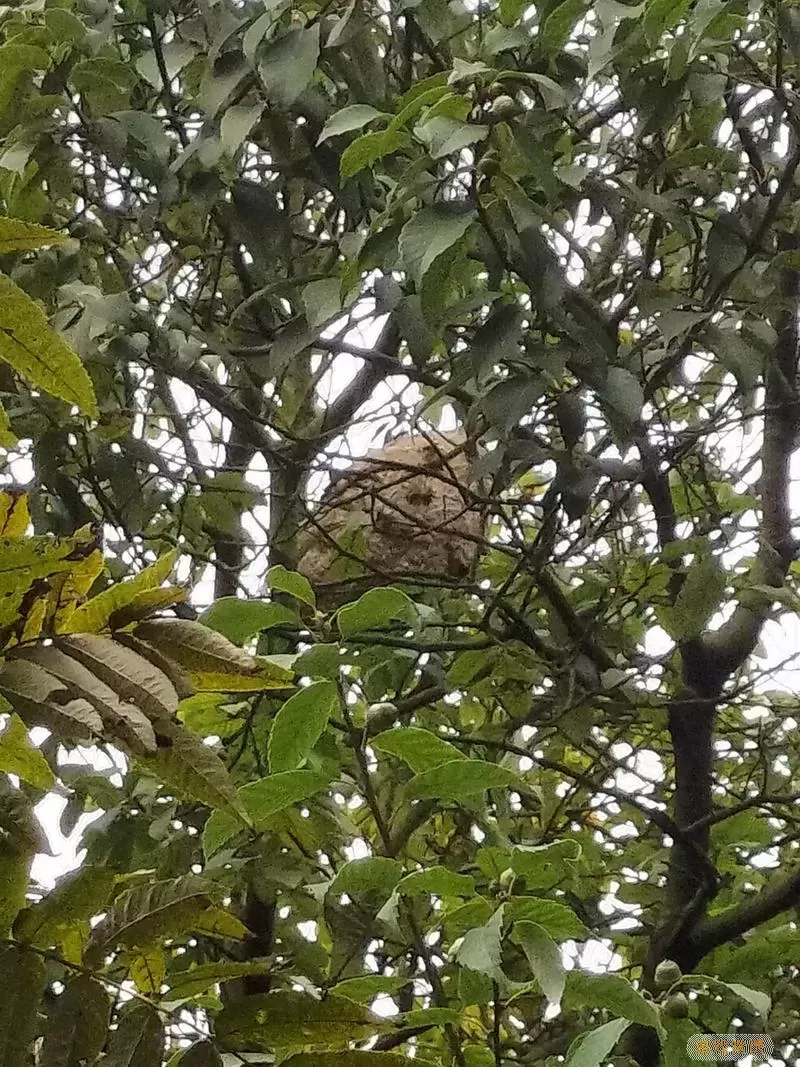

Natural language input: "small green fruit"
[654,959,682,990]
[490,95,520,120]
[365,701,398,723]
[662,991,689,1019]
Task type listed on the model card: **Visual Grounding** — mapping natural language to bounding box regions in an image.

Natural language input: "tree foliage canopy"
[2,0,800,1063]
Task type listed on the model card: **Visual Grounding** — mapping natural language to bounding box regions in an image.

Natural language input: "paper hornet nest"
[296,430,487,606]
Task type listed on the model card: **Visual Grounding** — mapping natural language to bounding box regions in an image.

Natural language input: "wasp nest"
[296,431,487,606]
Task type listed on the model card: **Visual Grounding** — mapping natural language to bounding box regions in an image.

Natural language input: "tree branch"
[691,864,800,958]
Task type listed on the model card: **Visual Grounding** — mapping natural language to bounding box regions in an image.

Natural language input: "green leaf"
[406,758,520,800]
[726,981,770,1019]
[175,1043,223,1067]
[14,866,116,947]
[672,552,726,640]
[329,976,409,1002]
[706,215,747,281]
[704,325,762,391]
[566,1018,631,1067]
[329,857,403,900]
[511,921,565,1006]
[167,960,275,1000]
[0,944,47,1067]
[269,680,339,773]
[241,769,330,825]
[338,587,418,637]
[202,808,246,857]
[0,273,98,417]
[220,103,264,157]
[399,205,475,287]
[87,875,244,960]
[642,0,690,45]
[138,720,248,820]
[340,128,409,179]
[415,116,489,158]
[267,564,317,607]
[258,25,321,107]
[505,898,587,940]
[104,1002,164,1067]
[455,905,504,979]
[0,218,69,253]
[539,0,587,56]
[200,598,300,645]
[40,975,111,1067]
[294,643,343,679]
[0,712,54,789]
[602,367,644,427]
[398,867,475,897]
[662,1018,699,1067]
[565,973,664,1035]
[62,550,178,633]
[303,277,345,330]
[178,692,240,739]
[0,840,30,938]
[372,727,467,773]
[284,1056,410,1067]
[318,104,387,143]
[215,991,393,1050]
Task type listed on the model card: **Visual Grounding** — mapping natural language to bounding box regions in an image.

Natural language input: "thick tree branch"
[701,234,800,685]
[690,864,800,958]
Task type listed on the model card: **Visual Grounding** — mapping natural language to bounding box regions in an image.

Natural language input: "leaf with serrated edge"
[0,943,47,1067]
[134,618,259,674]
[86,875,240,960]
[104,1002,163,1067]
[0,217,69,253]
[39,975,111,1067]
[0,273,98,417]
[14,866,116,947]
[59,550,178,633]
[138,720,249,820]
[58,633,179,720]
[14,644,157,753]
[0,712,54,789]
[215,991,393,1050]
[166,960,274,1000]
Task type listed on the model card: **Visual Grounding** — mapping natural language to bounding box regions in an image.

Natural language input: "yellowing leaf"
[126,947,166,995]
[0,713,55,790]
[60,550,179,634]
[51,549,105,629]
[0,273,98,417]
[0,658,103,740]
[58,634,179,720]
[0,491,29,536]
[166,960,275,1000]
[187,666,293,692]
[0,217,69,254]
[0,402,15,448]
[15,644,157,754]
[134,617,261,675]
